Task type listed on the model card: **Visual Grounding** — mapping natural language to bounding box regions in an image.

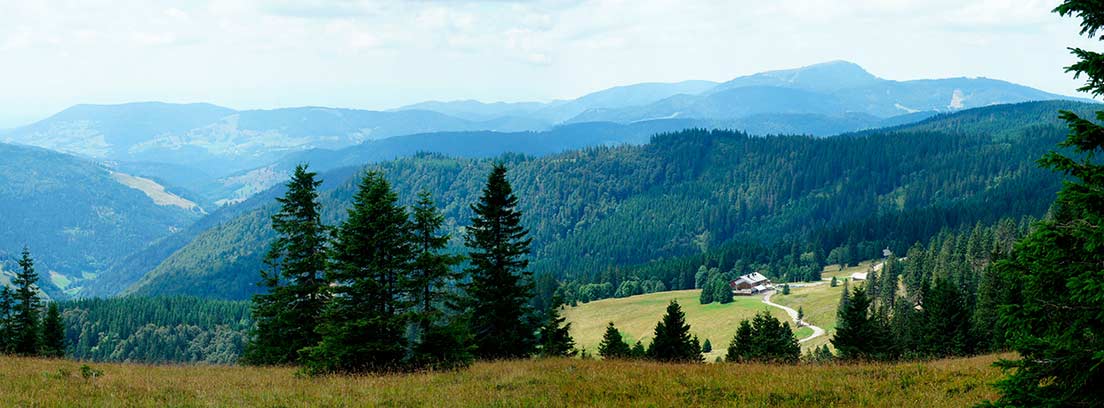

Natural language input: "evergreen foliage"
[701,338,712,353]
[647,301,703,363]
[984,2,1104,404]
[409,191,471,370]
[39,303,65,358]
[0,287,13,354]
[461,164,538,359]
[537,298,576,358]
[12,247,42,356]
[597,322,632,359]
[303,171,414,374]
[62,296,251,364]
[723,311,800,363]
[832,287,893,361]
[244,164,329,366]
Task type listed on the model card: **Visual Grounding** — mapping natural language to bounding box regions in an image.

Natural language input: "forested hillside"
[122,101,1090,303]
[0,143,202,298]
[61,297,250,363]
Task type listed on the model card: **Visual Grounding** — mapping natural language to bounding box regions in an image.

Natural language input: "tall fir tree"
[832,286,894,361]
[647,300,703,362]
[304,171,414,374]
[12,247,41,356]
[537,296,576,357]
[920,278,972,357]
[39,302,65,358]
[244,164,330,365]
[725,319,754,362]
[985,2,1104,405]
[597,322,631,359]
[462,164,538,359]
[0,286,13,354]
[409,191,472,370]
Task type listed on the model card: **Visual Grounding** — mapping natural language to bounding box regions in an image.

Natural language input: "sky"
[0,0,1099,127]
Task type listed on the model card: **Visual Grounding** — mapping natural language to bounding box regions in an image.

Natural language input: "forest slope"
[126,101,1094,301]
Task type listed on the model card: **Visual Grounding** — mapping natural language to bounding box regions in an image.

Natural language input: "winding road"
[762,291,826,343]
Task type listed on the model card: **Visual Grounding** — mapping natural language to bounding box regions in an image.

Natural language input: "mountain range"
[0,61,1094,299]
[0,61,1085,206]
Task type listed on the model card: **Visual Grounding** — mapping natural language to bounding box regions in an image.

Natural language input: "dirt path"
[761,291,826,343]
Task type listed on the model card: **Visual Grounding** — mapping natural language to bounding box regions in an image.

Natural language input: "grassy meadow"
[563,289,795,361]
[0,354,1007,407]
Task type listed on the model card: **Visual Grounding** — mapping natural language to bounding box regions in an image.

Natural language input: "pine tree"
[0,286,13,354]
[40,302,65,358]
[725,320,753,362]
[698,278,714,304]
[920,278,972,357]
[713,279,733,304]
[797,306,804,324]
[537,297,576,357]
[597,322,631,359]
[985,2,1104,404]
[702,338,712,353]
[408,191,471,369]
[647,300,702,362]
[830,276,838,287]
[12,247,42,356]
[781,283,790,295]
[462,164,538,359]
[303,171,414,374]
[630,341,646,359]
[832,286,893,361]
[244,164,329,365]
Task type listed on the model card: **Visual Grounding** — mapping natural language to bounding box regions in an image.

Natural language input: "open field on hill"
[0,354,1007,407]
[773,279,851,350]
[563,289,796,361]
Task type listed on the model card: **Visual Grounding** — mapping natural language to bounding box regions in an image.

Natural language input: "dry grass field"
[0,354,1007,407]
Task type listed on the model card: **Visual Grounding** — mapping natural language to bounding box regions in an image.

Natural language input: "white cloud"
[0,0,1096,127]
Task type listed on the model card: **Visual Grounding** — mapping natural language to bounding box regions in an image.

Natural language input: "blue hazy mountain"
[0,103,551,178]
[0,142,203,298]
[568,61,1084,123]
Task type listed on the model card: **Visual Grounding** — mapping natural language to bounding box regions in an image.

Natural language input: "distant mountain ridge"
[0,61,1088,207]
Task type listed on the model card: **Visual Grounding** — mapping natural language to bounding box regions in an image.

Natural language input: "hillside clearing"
[0,354,1006,407]
[564,289,794,360]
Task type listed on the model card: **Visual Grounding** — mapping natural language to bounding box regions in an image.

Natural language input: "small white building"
[851,272,868,281]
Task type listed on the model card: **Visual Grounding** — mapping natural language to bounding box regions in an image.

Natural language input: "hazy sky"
[0,0,1098,127]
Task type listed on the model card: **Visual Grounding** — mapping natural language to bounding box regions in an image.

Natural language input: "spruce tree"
[832,287,893,361]
[920,278,972,357]
[725,320,753,362]
[0,286,13,354]
[702,338,712,353]
[244,164,329,365]
[304,171,413,374]
[698,279,714,304]
[462,164,537,359]
[12,247,41,356]
[40,302,65,358]
[713,279,733,304]
[985,2,1104,404]
[647,300,702,362]
[408,191,471,369]
[537,297,576,357]
[597,322,631,359]
[630,340,646,359]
